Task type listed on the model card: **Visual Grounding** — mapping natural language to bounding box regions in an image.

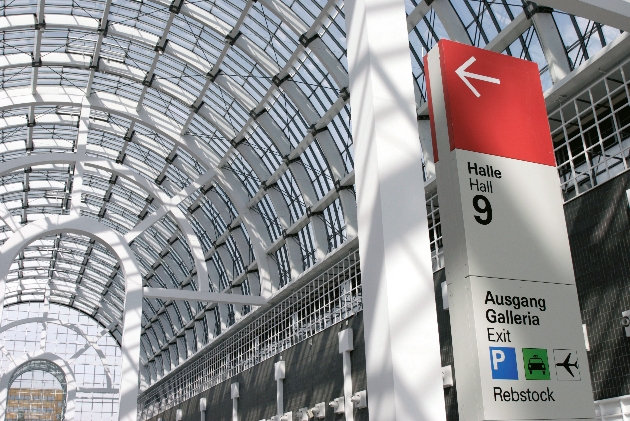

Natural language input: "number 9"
[473,195,492,225]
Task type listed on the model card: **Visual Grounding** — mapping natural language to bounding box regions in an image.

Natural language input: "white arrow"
[455,56,500,98]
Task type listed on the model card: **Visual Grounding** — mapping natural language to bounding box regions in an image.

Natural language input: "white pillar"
[200,398,207,421]
[116,261,143,421]
[339,329,354,421]
[344,0,447,419]
[231,383,239,421]
[275,361,285,417]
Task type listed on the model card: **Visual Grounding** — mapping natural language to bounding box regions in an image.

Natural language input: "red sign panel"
[425,40,554,166]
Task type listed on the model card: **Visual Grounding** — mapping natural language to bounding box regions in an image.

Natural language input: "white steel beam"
[70,101,90,216]
[0,202,20,232]
[135,1,182,111]
[484,12,532,53]
[26,105,34,152]
[260,0,348,88]
[179,0,255,135]
[143,287,267,306]
[345,0,446,420]
[529,5,572,83]
[21,164,29,224]
[406,0,432,32]
[86,0,114,96]
[431,0,471,44]
[538,0,630,32]
[30,0,45,94]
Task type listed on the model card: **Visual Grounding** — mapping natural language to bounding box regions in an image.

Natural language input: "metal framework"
[0,301,123,421]
[0,0,625,419]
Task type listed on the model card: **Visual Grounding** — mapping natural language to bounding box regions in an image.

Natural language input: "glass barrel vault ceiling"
[0,0,622,390]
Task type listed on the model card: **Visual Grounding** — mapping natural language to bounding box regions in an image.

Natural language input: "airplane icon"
[555,352,579,377]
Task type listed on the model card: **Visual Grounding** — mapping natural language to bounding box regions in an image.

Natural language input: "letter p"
[490,347,518,380]
[492,349,505,370]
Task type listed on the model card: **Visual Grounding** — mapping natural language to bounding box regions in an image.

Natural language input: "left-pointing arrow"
[456,56,500,98]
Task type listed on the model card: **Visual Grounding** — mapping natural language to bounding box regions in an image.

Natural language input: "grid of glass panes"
[0,302,122,421]
[7,365,66,421]
[138,247,362,419]
[552,12,624,71]
[550,58,630,201]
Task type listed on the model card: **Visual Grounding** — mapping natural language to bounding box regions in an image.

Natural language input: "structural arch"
[0,214,143,421]
[0,354,77,421]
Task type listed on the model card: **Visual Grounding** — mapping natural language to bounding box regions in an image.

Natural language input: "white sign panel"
[426,40,595,421]
[470,277,592,419]
[454,150,575,285]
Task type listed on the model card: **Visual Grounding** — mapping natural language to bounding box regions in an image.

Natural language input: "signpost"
[425,40,595,421]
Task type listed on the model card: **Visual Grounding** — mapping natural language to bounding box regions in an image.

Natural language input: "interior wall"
[148,313,368,421]
[147,265,462,421]
[565,169,630,401]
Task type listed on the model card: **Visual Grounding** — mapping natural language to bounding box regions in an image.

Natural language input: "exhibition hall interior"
[0,0,628,420]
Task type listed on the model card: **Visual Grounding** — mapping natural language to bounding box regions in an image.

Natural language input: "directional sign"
[425,40,595,421]
[426,40,554,166]
[455,57,501,97]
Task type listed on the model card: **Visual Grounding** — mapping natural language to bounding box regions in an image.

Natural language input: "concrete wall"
[148,267,461,421]
[149,313,368,421]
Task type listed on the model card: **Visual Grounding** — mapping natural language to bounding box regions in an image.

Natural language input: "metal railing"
[138,247,362,419]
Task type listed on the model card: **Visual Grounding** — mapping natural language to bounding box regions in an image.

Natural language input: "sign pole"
[426,40,595,421]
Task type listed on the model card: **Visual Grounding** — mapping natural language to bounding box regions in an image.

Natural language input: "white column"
[231,383,239,421]
[339,329,354,421]
[117,259,143,421]
[200,397,207,421]
[344,0,447,419]
[275,361,285,417]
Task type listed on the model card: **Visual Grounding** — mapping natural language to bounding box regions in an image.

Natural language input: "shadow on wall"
[149,314,367,421]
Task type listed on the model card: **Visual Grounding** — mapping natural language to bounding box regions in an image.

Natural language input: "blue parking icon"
[490,347,518,380]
